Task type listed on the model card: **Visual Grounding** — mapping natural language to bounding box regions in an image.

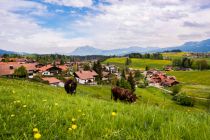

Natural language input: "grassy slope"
[162,52,188,59]
[167,71,210,99]
[103,57,171,70]
[1,78,210,139]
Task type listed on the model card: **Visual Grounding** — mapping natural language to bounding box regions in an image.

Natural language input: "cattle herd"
[64,80,138,103]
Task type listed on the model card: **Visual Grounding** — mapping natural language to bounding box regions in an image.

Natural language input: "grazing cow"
[64,79,77,95]
[111,87,137,103]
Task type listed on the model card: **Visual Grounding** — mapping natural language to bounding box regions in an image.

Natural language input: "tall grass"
[0,78,210,139]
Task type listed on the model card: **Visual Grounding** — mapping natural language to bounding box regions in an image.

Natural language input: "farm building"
[104,65,118,73]
[38,64,68,76]
[74,70,98,84]
[146,70,179,87]
[0,62,37,77]
[42,77,64,87]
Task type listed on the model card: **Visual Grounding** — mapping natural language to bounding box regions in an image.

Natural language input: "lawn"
[167,71,210,99]
[167,71,210,85]
[1,78,210,139]
[103,57,172,70]
[162,52,188,59]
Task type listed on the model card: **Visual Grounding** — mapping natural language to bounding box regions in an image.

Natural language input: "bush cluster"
[172,93,195,107]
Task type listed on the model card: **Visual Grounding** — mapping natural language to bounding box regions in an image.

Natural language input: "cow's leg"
[114,96,118,101]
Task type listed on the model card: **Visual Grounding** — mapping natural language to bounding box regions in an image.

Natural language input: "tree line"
[172,57,209,70]
[127,53,163,60]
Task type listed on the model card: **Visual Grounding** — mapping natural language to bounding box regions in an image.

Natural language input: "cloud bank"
[0,0,210,53]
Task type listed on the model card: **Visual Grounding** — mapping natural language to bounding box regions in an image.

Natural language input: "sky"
[0,0,210,54]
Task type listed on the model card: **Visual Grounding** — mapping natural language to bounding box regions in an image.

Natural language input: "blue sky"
[0,0,210,53]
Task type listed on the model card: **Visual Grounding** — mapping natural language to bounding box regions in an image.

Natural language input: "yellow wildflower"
[33,128,39,133]
[112,112,117,117]
[11,114,15,117]
[72,118,76,122]
[23,105,27,108]
[78,109,82,112]
[72,124,77,130]
[68,128,72,131]
[55,103,58,106]
[34,133,41,139]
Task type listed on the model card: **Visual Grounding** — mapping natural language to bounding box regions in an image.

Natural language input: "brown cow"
[111,87,137,103]
[64,79,77,95]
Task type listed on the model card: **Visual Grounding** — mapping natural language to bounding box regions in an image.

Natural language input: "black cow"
[111,87,137,103]
[64,79,77,95]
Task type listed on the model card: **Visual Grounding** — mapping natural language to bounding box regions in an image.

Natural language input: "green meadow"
[167,71,210,99]
[103,57,171,70]
[1,78,210,139]
[162,52,188,59]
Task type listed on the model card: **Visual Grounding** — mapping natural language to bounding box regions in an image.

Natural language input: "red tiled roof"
[58,65,68,71]
[0,62,37,76]
[42,77,61,84]
[74,70,98,80]
[38,65,68,72]
[38,65,53,72]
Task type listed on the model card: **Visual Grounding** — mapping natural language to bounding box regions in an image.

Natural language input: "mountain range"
[1,38,210,56]
[0,49,15,55]
[69,39,210,56]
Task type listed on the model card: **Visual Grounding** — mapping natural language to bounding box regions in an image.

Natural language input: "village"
[0,56,179,89]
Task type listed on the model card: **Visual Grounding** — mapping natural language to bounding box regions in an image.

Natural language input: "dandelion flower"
[34,133,41,139]
[23,105,27,108]
[71,124,77,130]
[72,118,76,122]
[78,109,82,112]
[33,128,39,133]
[112,112,117,117]
[11,114,15,117]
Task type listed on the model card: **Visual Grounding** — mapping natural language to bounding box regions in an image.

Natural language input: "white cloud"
[0,0,92,53]
[72,0,210,49]
[44,0,93,8]
[1,0,210,53]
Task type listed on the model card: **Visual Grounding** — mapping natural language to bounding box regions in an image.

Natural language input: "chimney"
[9,65,13,70]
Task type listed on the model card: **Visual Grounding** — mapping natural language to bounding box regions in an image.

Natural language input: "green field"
[103,57,172,70]
[162,52,188,59]
[1,78,210,139]
[167,71,210,99]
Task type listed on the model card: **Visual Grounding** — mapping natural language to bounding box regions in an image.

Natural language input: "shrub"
[172,93,195,107]
[138,82,146,88]
[14,66,28,78]
[171,85,182,96]
[116,78,131,90]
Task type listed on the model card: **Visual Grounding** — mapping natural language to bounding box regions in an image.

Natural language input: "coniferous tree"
[121,68,126,79]
[128,72,135,91]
